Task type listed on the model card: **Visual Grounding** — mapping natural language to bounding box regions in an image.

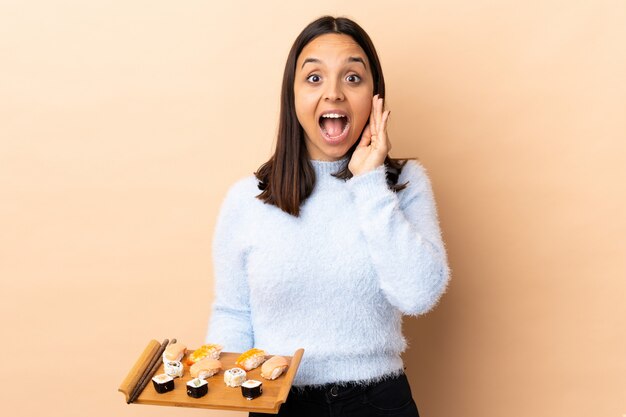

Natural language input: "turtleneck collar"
[309,157,350,177]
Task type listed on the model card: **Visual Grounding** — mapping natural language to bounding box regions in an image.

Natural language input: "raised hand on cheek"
[348,94,391,177]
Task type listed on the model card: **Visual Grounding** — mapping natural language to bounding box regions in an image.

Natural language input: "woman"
[206,15,450,417]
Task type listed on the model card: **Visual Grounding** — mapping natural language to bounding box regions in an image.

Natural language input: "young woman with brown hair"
[207,15,450,417]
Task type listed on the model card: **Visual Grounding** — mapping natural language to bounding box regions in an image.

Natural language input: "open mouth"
[318,112,350,143]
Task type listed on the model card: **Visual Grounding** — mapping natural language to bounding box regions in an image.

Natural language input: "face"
[294,34,374,161]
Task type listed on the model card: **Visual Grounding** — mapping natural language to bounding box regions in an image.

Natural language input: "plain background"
[1,1,625,416]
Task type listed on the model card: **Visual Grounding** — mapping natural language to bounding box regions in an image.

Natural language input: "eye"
[346,74,361,83]
[306,74,321,83]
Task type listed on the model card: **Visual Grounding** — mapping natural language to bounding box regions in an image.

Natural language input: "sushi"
[224,367,247,387]
[241,380,263,400]
[163,342,187,363]
[164,360,184,378]
[186,378,208,398]
[186,344,223,366]
[235,348,267,371]
[190,358,222,379]
[261,356,289,380]
[152,373,175,394]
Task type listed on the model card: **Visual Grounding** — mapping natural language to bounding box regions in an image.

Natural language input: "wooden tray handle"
[118,339,161,402]
[273,348,305,410]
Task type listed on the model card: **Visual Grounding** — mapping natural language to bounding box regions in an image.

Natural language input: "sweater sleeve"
[205,181,254,351]
[346,161,450,315]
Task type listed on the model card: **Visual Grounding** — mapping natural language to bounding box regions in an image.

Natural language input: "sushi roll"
[164,360,184,378]
[152,373,175,394]
[261,356,289,380]
[224,367,247,387]
[190,358,222,379]
[235,348,267,371]
[241,380,263,400]
[163,342,187,363]
[186,378,208,398]
[186,343,223,366]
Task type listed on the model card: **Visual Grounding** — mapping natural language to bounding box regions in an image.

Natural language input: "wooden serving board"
[119,340,304,414]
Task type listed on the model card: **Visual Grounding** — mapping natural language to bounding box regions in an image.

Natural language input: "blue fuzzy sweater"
[206,158,450,386]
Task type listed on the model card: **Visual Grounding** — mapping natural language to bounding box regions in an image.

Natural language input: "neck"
[309,157,349,177]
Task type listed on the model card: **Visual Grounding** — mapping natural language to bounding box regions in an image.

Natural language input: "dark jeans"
[250,372,419,417]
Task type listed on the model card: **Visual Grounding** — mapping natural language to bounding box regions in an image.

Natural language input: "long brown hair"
[255,16,408,216]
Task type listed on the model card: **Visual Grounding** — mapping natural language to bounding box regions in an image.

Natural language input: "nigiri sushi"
[261,356,288,380]
[235,348,266,371]
[186,343,223,366]
[190,358,222,379]
[163,342,187,362]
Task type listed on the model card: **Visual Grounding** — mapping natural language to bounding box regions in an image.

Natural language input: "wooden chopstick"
[128,338,176,403]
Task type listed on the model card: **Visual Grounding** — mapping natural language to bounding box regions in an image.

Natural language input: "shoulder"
[219,175,262,213]
[398,159,431,186]
[214,175,264,238]
[395,160,439,208]
[225,175,260,199]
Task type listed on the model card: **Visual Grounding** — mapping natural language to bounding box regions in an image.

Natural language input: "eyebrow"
[301,56,367,69]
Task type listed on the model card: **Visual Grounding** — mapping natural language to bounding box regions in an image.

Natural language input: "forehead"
[297,33,368,66]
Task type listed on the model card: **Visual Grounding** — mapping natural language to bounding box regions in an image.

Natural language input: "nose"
[323,78,344,101]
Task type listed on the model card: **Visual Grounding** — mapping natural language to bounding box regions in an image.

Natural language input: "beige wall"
[1,1,624,416]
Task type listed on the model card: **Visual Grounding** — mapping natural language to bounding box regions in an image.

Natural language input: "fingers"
[369,95,377,136]
[359,123,372,147]
[376,95,383,132]
[369,95,381,147]
[366,94,391,151]
[371,94,387,132]
[381,109,390,133]
[382,110,391,151]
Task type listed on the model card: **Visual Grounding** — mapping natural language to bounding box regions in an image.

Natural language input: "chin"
[318,141,353,161]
